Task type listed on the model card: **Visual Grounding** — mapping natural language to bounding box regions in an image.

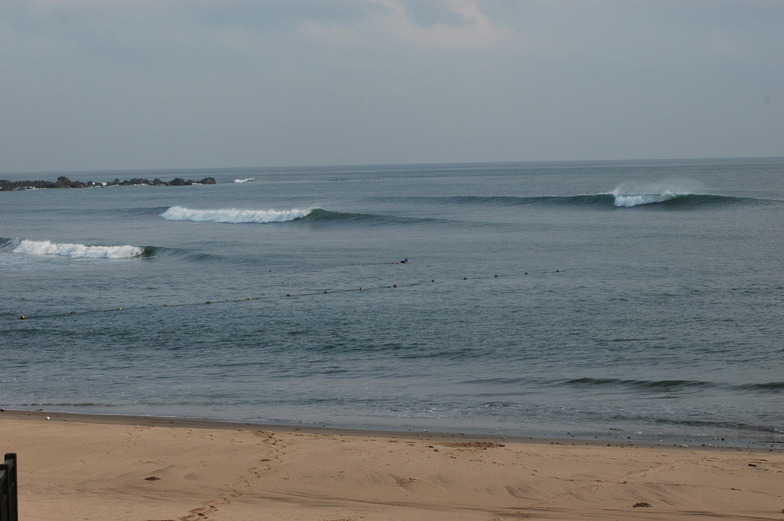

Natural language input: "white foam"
[12,239,144,259]
[160,206,312,223]
[611,179,703,207]
[612,193,678,207]
[234,177,255,183]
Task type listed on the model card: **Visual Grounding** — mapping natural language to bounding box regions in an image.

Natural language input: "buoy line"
[6,269,564,321]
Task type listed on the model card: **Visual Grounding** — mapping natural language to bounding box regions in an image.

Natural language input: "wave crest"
[161,206,313,224]
[407,190,761,209]
[10,239,144,259]
[610,179,704,207]
[612,193,683,207]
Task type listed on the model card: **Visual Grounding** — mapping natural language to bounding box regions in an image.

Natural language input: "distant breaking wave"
[159,206,434,225]
[609,179,703,207]
[603,178,774,207]
[161,206,313,223]
[4,239,146,259]
[396,179,776,209]
[417,192,766,209]
[609,192,731,208]
[234,177,255,183]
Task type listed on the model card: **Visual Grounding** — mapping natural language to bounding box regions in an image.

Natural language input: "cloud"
[363,0,511,49]
[291,0,512,50]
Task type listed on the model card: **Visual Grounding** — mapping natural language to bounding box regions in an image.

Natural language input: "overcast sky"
[1,0,782,173]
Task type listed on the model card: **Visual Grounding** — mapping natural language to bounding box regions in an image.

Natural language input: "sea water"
[1,158,782,447]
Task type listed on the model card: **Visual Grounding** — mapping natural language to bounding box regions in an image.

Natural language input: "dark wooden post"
[0,453,18,521]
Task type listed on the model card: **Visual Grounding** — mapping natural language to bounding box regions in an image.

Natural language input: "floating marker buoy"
[19,267,572,318]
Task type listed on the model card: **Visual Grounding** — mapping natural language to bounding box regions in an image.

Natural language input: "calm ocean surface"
[1,158,782,447]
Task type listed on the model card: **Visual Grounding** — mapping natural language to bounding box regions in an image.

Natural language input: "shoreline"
[2,408,780,451]
[3,408,783,520]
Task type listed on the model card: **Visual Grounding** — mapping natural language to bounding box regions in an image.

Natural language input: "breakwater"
[0,176,216,191]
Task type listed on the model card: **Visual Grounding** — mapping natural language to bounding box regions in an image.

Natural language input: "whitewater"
[160,206,313,223]
[5,239,144,259]
[610,179,705,207]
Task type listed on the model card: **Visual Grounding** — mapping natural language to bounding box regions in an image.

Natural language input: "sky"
[1,0,782,173]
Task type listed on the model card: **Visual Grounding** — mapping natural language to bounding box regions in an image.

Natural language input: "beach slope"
[1,411,782,521]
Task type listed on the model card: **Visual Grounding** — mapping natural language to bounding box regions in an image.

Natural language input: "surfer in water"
[395,258,409,264]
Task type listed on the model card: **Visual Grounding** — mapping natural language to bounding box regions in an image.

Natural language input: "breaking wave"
[4,238,147,259]
[608,179,699,207]
[159,207,434,225]
[234,177,255,183]
[608,179,730,207]
[417,192,764,209]
[161,206,313,223]
[400,179,777,209]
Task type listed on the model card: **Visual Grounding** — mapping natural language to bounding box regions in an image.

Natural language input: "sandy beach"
[1,410,782,521]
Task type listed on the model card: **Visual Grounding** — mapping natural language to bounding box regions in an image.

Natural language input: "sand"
[1,410,782,521]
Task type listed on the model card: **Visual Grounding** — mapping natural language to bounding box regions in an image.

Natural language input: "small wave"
[734,382,784,392]
[565,377,712,391]
[14,402,112,408]
[565,377,784,396]
[161,206,313,224]
[300,209,432,225]
[407,195,616,207]
[234,177,255,183]
[652,417,782,435]
[8,239,145,259]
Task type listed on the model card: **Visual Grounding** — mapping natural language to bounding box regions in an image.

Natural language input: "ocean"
[1,158,782,447]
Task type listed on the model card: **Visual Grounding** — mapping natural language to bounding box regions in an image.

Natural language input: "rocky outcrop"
[0,176,217,191]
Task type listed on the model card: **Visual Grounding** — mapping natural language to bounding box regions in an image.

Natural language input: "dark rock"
[0,176,219,190]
